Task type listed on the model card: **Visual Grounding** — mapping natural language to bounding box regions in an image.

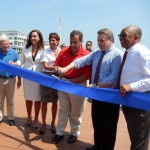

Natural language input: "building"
[44,40,49,48]
[0,30,27,54]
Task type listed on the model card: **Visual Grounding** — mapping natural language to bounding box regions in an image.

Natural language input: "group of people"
[0,25,150,150]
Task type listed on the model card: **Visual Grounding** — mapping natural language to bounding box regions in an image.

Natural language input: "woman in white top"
[10,30,44,129]
[40,33,61,134]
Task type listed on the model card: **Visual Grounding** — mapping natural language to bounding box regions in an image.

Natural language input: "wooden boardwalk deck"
[0,86,149,150]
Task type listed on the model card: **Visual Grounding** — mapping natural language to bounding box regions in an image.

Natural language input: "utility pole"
[59,17,62,45]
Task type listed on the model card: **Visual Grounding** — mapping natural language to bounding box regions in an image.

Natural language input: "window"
[14,41,17,45]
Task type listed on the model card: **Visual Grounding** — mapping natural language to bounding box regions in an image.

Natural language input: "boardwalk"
[0,86,149,150]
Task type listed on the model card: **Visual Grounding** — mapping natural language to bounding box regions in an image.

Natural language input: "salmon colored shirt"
[55,46,91,79]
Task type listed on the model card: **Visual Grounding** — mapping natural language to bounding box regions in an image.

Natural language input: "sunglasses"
[86,44,92,46]
[118,33,131,39]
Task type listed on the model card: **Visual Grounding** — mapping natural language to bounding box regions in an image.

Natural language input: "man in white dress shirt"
[118,25,150,150]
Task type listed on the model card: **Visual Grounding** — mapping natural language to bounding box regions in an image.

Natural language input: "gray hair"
[97,28,114,42]
[0,35,9,43]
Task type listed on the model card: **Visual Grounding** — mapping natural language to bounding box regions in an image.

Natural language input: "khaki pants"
[56,80,87,137]
[0,77,16,121]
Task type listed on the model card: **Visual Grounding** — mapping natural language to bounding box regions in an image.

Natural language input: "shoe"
[25,118,32,128]
[51,125,56,134]
[9,120,15,126]
[87,98,92,103]
[67,135,77,143]
[32,120,38,130]
[86,146,98,150]
[32,125,38,130]
[52,134,64,144]
[39,124,46,134]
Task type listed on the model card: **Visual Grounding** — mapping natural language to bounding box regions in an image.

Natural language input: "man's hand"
[56,63,75,76]
[9,61,13,64]
[120,84,132,96]
[9,61,18,66]
[57,66,69,76]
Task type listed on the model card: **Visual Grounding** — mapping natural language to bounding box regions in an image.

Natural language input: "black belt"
[62,76,72,79]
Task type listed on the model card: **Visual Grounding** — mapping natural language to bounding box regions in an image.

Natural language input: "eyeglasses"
[86,44,92,46]
[118,33,131,39]
[118,33,127,38]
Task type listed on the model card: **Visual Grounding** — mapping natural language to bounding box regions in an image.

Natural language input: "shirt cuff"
[130,82,146,92]
[130,82,138,91]
[130,82,149,92]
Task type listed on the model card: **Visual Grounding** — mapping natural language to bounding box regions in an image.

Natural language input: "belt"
[61,76,73,82]
[62,76,72,79]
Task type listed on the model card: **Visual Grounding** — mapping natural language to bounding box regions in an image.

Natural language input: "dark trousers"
[92,100,120,150]
[122,106,150,150]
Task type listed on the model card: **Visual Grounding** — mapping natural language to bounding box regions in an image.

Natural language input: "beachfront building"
[44,40,49,49]
[0,30,27,54]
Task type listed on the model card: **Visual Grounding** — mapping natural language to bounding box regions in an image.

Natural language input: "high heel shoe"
[32,120,38,130]
[39,124,46,134]
[25,118,32,128]
[32,126,38,130]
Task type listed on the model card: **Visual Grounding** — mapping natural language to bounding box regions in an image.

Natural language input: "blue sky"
[0,0,150,50]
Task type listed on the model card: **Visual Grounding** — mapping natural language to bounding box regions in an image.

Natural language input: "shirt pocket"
[101,62,111,75]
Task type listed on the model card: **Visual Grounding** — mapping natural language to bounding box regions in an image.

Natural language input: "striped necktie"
[93,51,105,84]
[116,51,128,88]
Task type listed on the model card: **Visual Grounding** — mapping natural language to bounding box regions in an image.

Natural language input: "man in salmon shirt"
[52,30,91,144]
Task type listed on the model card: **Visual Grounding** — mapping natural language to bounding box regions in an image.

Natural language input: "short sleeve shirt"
[0,48,18,77]
[54,46,91,79]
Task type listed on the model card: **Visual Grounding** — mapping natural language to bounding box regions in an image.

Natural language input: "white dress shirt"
[120,43,150,92]
[40,47,61,72]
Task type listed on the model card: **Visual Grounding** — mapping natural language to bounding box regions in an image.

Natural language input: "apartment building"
[0,30,27,53]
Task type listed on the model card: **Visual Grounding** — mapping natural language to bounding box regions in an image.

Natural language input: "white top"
[120,43,150,92]
[40,47,61,72]
[17,46,43,72]
[17,46,44,101]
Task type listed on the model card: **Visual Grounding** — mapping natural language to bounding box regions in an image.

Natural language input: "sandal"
[39,124,46,134]
[25,118,32,128]
[32,120,39,130]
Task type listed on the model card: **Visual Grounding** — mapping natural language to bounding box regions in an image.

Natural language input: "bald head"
[119,25,143,49]
[123,25,142,40]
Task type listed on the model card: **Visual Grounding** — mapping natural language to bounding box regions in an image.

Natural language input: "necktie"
[93,51,105,84]
[116,51,128,88]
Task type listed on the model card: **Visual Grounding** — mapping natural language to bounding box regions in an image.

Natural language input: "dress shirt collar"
[100,44,114,54]
[127,43,140,54]
[68,46,86,56]
[0,48,11,55]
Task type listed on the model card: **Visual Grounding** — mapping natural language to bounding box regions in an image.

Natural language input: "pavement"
[0,86,149,150]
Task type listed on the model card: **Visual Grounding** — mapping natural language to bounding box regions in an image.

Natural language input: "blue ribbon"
[0,61,150,110]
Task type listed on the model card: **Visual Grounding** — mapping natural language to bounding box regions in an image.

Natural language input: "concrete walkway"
[0,86,149,150]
